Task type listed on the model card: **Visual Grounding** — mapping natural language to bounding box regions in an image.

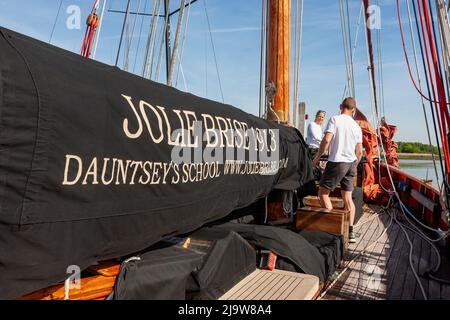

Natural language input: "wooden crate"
[303,196,345,209]
[267,202,290,222]
[296,206,349,249]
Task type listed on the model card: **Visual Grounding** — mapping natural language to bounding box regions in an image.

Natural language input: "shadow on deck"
[322,205,450,300]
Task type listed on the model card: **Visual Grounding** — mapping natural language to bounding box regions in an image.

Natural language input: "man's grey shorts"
[319,161,357,192]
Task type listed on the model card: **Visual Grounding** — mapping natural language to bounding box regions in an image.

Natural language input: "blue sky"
[0,0,437,143]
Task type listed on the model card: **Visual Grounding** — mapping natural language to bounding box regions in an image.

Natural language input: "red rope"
[397,0,450,178]
[416,0,446,141]
[81,27,90,56]
[421,0,450,175]
[396,0,450,105]
[81,0,100,59]
[421,0,450,126]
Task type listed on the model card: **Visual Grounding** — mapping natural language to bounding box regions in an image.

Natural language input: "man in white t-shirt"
[312,97,363,244]
[306,110,326,151]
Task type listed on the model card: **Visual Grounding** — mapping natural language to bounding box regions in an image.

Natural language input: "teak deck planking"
[322,205,450,300]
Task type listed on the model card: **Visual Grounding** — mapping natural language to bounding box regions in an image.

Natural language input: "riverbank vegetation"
[397,142,439,154]
[395,142,441,160]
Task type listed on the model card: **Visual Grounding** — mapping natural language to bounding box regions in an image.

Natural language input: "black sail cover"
[0,27,314,299]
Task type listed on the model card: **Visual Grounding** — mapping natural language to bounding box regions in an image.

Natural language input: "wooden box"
[303,196,345,209]
[296,206,350,249]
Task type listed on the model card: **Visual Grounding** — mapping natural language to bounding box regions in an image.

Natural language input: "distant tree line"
[397,142,439,154]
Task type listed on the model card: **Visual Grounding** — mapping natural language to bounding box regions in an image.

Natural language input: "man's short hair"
[341,97,357,110]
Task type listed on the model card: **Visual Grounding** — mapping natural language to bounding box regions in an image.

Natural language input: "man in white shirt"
[306,110,326,151]
[312,97,363,244]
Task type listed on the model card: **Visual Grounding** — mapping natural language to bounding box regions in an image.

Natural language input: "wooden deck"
[322,205,450,300]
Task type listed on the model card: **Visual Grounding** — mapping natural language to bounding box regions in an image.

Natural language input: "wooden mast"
[267,0,291,122]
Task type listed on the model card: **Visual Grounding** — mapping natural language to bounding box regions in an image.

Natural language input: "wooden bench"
[296,206,350,249]
[219,269,320,300]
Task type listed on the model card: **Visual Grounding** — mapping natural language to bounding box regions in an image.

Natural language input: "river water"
[398,159,443,188]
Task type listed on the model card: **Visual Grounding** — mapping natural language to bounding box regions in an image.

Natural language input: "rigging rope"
[124,0,142,71]
[92,0,108,59]
[203,0,225,102]
[156,5,169,82]
[148,0,163,79]
[397,0,450,106]
[124,4,131,66]
[422,0,450,120]
[369,88,429,301]
[406,0,442,190]
[115,0,131,66]
[342,1,363,100]
[132,0,149,73]
[156,0,171,82]
[411,0,448,189]
[339,0,355,98]
[167,0,186,86]
[141,0,160,77]
[345,0,353,93]
[49,0,64,44]
[419,0,450,177]
[175,0,193,88]
[370,64,450,294]
[375,0,386,117]
[352,3,364,67]
[81,0,101,58]
[398,0,450,186]
[176,50,189,91]
[428,0,450,102]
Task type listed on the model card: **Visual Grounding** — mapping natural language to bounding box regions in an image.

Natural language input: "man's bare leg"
[341,190,355,227]
[318,187,333,211]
